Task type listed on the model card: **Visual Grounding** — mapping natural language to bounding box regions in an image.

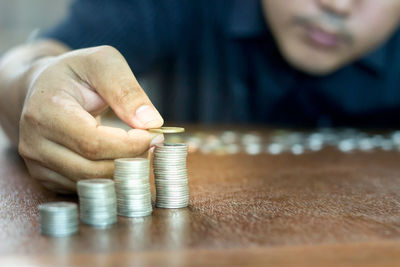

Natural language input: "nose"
[317,0,355,17]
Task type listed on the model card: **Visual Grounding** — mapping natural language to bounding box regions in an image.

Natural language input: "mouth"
[305,25,343,49]
[293,16,352,50]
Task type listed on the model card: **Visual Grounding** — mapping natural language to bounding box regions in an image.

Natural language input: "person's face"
[261,0,400,75]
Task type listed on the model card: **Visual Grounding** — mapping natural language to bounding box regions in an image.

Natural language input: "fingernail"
[135,105,163,128]
[150,134,164,147]
[148,146,155,154]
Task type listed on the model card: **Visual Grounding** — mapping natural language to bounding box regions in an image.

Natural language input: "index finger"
[66,46,164,129]
[39,93,164,160]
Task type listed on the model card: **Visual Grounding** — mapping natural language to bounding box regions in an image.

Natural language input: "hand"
[18,46,164,193]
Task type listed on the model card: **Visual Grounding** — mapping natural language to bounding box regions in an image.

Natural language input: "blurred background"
[0,0,71,53]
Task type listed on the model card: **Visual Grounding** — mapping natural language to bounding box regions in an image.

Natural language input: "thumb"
[69,46,164,129]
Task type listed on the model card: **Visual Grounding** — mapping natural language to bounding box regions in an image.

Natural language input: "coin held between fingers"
[149,127,185,134]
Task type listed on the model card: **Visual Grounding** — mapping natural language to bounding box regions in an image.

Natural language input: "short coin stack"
[153,143,190,208]
[39,202,78,237]
[77,179,117,227]
[114,158,153,217]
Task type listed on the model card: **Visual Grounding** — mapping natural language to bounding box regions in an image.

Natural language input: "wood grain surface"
[0,127,400,266]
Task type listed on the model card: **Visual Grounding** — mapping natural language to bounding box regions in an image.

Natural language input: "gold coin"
[149,127,185,134]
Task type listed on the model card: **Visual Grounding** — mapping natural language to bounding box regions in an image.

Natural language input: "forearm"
[0,39,69,146]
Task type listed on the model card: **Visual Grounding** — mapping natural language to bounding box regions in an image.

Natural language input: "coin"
[149,127,185,134]
[153,143,190,209]
[38,202,78,237]
[114,158,153,217]
[77,179,117,227]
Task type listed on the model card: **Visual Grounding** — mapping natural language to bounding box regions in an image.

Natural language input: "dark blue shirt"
[43,0,400,127]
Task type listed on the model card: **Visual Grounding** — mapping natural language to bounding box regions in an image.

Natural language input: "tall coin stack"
[39,202,78,237]
[77,179,117,227]
[153,143,190,208]
[114,158,153,217]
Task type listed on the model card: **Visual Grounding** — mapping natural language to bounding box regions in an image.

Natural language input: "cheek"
[262,0,306,25]
[351,2,400,52]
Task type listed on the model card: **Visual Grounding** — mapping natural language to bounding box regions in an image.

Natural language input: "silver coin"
[114,180,150,186]
[156,196,189,200]
[156,192,189,197]
[78,179,115,189]
[38,202,79,237]
[117,202,152,208]
[118,211,152,217]
[153,143,190,209]
[117,200,152,206]
[78,179,117,226]
[115,188,151,195]
[40,225,79,232]
[118,206,152,211]
[114,157,154,218]
[39,202,78,213]
[156,205,188,209]
[155,180,188,185]
[155,186,189,192]
[155,187,189,192]
[156,201,188,205]
[40,217,79,224]
[118,205,152,211]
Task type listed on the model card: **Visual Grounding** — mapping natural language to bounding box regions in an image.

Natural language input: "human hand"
[18,46,164,193]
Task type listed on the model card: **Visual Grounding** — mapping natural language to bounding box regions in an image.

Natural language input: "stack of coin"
[77,179,117,227]
[153,143,190,208]
[38,202,78,237]
[114,158,153,217]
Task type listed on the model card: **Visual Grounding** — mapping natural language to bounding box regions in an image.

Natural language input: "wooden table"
[1,127,400,267]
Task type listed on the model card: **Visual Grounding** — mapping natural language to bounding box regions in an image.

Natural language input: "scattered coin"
[291,144,304,155]
[267,143,283,155]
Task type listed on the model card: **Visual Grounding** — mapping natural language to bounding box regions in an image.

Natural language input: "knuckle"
[78,135,102,160]
[18,140,33,160]
[20,92,49,129]
[98,45,121,56]
[114,84,147,113]
[115,85,135,106]
[87,45,122,62]
[17,142,27,158]
[18,113,42,160]
[21,105,39,125]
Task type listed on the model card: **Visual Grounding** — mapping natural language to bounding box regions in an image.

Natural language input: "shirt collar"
[356,42,388,75]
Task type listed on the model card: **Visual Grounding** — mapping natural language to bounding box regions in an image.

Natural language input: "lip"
[303,25,344,49]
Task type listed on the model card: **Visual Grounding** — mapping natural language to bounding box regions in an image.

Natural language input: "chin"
[280,44,344,76]
[291,61,340,76]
